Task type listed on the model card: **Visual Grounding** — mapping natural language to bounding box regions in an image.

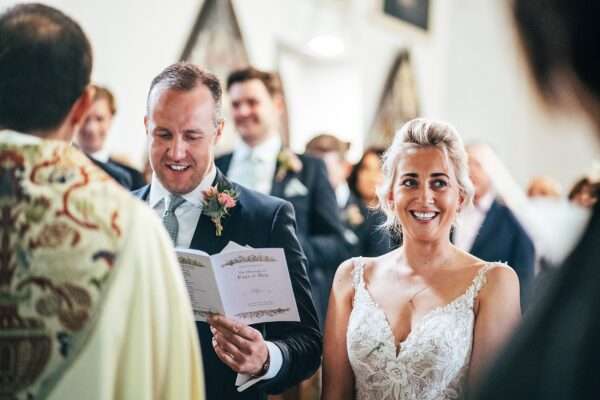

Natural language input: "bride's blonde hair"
[376,118,474,236]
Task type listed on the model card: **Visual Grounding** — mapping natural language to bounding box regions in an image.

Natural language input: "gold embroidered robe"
[0,131,204,399]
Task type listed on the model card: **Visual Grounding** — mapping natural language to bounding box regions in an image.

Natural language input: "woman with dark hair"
[470,1,600,399]
[348,147,386,207]
[568,177,600,209]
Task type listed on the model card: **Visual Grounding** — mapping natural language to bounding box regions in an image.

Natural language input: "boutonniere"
[202,185,238,236]
[275,149,303,182]
[345,203,365,226]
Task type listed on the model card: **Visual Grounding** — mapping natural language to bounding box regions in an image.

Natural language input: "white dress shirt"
[149,166,216,248]
[454,190,496,252]
[336,182,351,209]
[90,148,110,162]
[148,163,283,391]
[228,134,281,194]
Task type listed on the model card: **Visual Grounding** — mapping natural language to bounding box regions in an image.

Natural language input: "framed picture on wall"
[383,0,429,30]
[369,51,419,147]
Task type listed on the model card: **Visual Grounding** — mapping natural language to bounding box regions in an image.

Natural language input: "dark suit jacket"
[108,157,146,190]
[342,191,394,258]
[133,170,322,400]
[216,152,352,326]
[88,156,132,189]
[469,199,535,307]
[469,202,600,399]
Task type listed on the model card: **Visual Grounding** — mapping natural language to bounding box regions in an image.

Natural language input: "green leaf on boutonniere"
[202,185,238,236]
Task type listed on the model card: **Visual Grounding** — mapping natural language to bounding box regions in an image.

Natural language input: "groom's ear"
[213,119,224,145]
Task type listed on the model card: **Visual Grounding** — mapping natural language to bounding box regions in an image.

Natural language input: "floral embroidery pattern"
[275,149,302,182]
[0,138,127,399]
[202,185,238,237]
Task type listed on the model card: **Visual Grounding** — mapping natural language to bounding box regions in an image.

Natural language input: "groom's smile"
[145,83,223,195]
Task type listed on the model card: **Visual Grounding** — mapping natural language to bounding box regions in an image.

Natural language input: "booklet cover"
[176,242,300,325]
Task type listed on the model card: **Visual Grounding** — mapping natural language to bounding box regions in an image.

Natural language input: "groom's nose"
[167,135,187,160]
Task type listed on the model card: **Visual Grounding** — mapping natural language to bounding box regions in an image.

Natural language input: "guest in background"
[0,4,204,399]
[348,147,386,207]
[306,133,393,258]
[77,84,146,189]
[526,176,562,198]
[470,1,600,398]
[454,144,535,308]
[568,176,600,208]
[216,67,352,329]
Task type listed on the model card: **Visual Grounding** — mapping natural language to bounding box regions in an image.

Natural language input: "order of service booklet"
[175,242,300,325]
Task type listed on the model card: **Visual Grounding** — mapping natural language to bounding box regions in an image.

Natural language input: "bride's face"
[389,146,463,243]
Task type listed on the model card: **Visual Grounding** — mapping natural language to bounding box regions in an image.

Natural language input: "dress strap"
[469,263,496,300]
[351,257,366,290]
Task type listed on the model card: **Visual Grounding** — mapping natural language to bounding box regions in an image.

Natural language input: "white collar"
[475,189,496,213]
[89,148,110,163]
[0,130,43,145]
[336,182,351,209]
[148,164,217,208]
[232,134,282,164]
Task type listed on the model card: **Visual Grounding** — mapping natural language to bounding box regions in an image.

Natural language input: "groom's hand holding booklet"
[176,241,300,325]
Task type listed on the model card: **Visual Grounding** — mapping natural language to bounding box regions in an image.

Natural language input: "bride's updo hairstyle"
[376,118,474,236]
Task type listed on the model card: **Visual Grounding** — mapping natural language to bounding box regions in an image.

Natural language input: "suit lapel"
[132,184,150,201]
[215,153,233,176]
[270,151,295,198]
[189,169,241,254]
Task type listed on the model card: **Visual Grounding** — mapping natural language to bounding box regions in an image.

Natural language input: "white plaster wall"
[1,0,597,188]
[0,0,200,168]
[441,0,599,186]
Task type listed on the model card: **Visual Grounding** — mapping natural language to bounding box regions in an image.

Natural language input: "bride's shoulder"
[333,256,378,294]
[478,262,520,300]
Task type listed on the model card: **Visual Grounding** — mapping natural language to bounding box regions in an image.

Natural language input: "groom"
[133,62,321,400]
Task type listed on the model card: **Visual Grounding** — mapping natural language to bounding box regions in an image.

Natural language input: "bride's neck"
[401,239,454,272]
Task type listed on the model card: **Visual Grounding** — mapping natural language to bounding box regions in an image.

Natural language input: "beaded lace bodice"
[346,258,493,400]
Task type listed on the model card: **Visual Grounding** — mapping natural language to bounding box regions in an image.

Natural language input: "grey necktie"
[162,194,186,244]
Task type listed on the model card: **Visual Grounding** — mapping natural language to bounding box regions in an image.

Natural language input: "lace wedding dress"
[347,258,494,400]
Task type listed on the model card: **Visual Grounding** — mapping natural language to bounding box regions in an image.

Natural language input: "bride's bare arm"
[322,259,357,400]
[468,264,521,385]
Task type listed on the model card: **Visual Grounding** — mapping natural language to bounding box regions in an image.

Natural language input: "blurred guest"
[77,84,146,189]
[0,4,204,399]
[348,147,386,207]
[462,144,589,270]
[526,176,562,198]
[568,177,600,208]
[305,133,393,258]
[469,1,600,399]
[216,67,352,328]
[323,118,520,400]
[454,145,535,308]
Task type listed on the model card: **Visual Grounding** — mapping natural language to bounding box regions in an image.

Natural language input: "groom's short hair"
[147,62,223,126]
[0,3,92,133]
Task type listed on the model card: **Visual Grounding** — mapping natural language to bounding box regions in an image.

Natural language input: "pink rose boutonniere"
[275,149,303,182]
[202,185,238,236]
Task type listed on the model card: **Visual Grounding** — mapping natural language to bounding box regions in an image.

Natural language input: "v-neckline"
[358,262,487,357]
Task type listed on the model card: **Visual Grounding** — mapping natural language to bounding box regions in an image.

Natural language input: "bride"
[322,118,521,400]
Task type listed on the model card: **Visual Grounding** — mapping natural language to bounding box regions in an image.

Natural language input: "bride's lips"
[409,210,439,222]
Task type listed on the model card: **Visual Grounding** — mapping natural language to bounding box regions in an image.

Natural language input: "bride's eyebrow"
[430,173,450,178]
